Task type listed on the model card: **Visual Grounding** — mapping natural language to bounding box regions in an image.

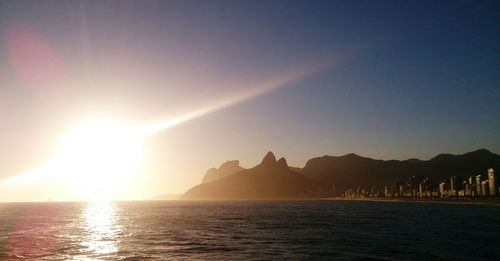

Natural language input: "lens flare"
[7,25,67,92]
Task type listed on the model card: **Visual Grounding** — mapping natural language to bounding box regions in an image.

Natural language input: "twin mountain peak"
[181,149,500,200]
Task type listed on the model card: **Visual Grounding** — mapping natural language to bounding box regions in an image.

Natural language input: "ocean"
[0,200,499,260]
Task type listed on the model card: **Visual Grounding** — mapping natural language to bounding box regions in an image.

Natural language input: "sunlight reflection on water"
[77,202,121,259]
[1,201,499,260]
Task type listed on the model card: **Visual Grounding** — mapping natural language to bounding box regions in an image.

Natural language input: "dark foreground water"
[0,200,499,260]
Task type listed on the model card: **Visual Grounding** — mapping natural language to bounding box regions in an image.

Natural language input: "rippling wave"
[0,200,499,260]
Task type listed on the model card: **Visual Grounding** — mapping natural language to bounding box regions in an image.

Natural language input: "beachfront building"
[439,182,447,198]
[488,168,496,196]
[480,181,489,197]
[450,176,459,197]
[476,175,482,195]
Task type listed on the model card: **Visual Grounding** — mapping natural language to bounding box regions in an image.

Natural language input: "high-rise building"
[488,168,496,196]
[481,181,489,197]
[439,182,446,198]
[450,176,459,197]
[465,183,471,197]
[476,175,482,195]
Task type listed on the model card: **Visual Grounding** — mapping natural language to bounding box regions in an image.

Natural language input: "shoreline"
[329,197,500,206]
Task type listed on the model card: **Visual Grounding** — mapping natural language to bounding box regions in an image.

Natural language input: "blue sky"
[0,0,498,198]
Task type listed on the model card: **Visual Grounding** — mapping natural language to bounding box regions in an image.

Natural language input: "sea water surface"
[0,200,499,260]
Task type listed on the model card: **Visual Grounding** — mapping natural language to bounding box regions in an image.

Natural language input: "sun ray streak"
[140,59,334,136]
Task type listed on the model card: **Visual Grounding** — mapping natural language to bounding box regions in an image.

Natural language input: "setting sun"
[53,120,143,201]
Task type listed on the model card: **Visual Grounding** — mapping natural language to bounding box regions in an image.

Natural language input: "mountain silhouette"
[181,152,322,199]
[302,148,500,190]
[202,160,244,183]
[181,149,500,199]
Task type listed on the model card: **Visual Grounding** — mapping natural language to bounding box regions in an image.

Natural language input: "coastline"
[329,197,500,206]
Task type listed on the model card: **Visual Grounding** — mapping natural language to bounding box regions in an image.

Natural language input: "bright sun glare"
[1,61,329,202]
[53,120,143,201]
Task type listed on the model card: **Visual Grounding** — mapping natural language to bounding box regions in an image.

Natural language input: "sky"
[0,0,499,201]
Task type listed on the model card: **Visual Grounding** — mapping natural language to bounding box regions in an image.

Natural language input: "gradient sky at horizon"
[0,0,499,200]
